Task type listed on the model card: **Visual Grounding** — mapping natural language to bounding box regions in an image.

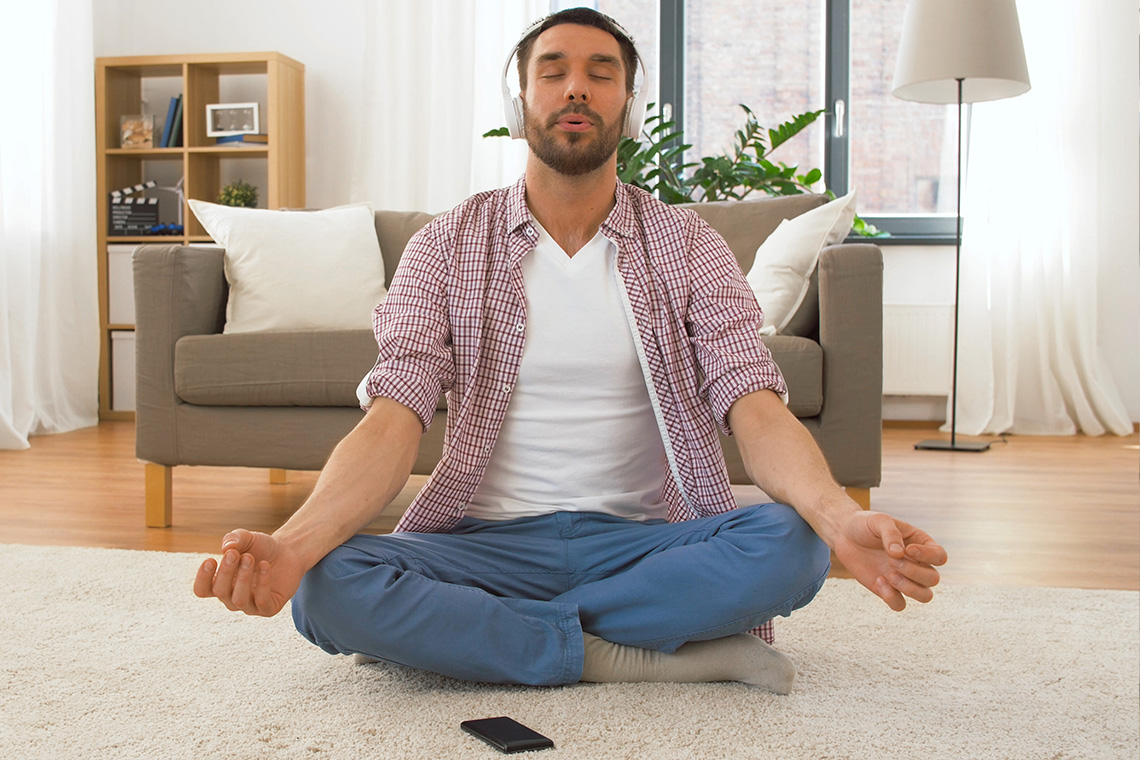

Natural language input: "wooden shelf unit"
[94,52,305,420]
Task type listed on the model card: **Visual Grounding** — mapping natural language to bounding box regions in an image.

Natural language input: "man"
[194,8,946,694]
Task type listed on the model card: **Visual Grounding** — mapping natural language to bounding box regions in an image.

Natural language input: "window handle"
[833,99,846,138]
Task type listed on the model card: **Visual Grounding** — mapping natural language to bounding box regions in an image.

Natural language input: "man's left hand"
[830,510,948,611]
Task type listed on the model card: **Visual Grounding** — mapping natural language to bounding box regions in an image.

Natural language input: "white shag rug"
[1,543,1136,760]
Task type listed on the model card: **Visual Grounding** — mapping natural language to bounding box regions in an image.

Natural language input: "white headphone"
[500,13,650,141]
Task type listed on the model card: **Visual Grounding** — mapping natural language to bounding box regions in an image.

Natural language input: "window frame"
[657,0,955,244]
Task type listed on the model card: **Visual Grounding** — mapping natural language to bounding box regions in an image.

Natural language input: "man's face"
[521,23,630,176]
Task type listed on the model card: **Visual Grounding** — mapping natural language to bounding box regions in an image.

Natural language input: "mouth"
[556,115,594,132]
[549,107,598,133]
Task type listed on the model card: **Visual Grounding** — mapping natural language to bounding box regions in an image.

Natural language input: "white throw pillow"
[746,190,857,335]
[188,200,387,334]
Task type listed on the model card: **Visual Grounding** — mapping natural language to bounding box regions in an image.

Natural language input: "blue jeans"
[292,502,829,686]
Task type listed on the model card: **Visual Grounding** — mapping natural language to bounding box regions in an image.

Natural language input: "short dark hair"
[516,7,639,94]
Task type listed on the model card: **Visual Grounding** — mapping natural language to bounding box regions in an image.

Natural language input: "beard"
[523,101,626,176]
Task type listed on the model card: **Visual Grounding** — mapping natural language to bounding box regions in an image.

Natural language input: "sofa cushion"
[175,330,380,406]
[680,194,828,272]
[187,200,389,334]
[762,335,823,417]
[175,328,819,416]
[176,330,453,411]
[374,209,438,289]
[746,190,857,336]
[682,194,829,339]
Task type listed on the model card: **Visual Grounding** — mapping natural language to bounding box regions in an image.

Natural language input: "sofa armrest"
[816,243,883,488]
[133,244,227,464]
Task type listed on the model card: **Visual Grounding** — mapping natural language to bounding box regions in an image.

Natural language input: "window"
[655,0,955,240]
[848,0,958,220]
[682,0,825,185]
[551,1,948,238]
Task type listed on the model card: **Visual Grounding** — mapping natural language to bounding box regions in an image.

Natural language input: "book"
[160,95,179,148]
[169,95,184,148]
[215,133,268,145]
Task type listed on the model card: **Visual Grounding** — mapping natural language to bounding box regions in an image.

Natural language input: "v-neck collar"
[529,215,613,273]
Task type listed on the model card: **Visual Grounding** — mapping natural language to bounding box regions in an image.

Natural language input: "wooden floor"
[1,422,1137,591]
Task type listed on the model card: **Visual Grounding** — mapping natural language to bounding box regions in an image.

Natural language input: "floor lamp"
[892,0,1031,452]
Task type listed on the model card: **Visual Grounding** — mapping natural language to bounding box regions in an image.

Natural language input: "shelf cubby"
[94,52,305,419]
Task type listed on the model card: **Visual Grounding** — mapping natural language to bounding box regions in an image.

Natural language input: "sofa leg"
[145,463,173,527]
[269,469,289,485]
[845,487,871,510]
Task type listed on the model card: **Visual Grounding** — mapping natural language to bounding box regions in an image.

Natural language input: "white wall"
[93,0,1140,423]
[95,0,373,210]
[93,0,535,211]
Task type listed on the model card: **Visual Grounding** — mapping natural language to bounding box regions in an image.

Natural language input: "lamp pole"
[916,78,990,452]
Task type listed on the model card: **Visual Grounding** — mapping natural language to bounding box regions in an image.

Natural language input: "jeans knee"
[788,507,830,576]
[291,545,363,651]
[747,502,831,592]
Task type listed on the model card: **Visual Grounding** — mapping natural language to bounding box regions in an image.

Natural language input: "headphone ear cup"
[506,95,526,139]
[624,85,649,139]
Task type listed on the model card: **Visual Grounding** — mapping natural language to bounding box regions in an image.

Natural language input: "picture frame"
[205,102,260,137]
[120,114,155,148]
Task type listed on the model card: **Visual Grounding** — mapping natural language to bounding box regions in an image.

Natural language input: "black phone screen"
[461,716,555,753]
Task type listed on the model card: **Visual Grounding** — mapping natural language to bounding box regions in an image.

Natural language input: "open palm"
[830,510,947,611]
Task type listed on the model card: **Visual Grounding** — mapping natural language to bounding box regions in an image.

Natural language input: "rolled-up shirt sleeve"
[683,216,788,436]
[357,224,454,431]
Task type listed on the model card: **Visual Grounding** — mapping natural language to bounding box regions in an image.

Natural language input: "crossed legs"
[291,503,829,687]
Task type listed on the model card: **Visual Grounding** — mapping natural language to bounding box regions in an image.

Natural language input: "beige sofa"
[133,193,882,527]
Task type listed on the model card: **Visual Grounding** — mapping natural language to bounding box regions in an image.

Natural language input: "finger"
[886,568,935,604]
[193,558,218,598]
[891,557,941,589]
[905,540,948,567]
[230,553,256,611]
[875,576,907,611]
[252,560,274,616]
[212,549,241,610]
[873,515,907,558]
[221,528,250,553]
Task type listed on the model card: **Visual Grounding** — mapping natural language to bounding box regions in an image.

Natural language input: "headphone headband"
[500,12,649,141]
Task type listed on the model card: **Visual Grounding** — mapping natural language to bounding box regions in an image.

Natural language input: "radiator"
[882,304,954,395]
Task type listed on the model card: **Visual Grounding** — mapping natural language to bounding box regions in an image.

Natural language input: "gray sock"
[580,632,796,695]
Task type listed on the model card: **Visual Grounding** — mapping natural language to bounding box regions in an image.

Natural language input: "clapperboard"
[109,181,160,235]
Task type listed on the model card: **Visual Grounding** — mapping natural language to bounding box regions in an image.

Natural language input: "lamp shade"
[892,0,1031,104]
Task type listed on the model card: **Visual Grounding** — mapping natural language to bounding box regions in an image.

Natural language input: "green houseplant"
[485,104,884,237]
[218,179,259,208]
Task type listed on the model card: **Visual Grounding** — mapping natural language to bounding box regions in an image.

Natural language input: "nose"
[564,71,589,102]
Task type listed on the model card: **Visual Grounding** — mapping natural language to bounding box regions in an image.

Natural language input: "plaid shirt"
[362,177,788,639]
[364,175,787,532]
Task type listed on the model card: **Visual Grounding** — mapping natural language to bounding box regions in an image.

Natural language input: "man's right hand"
[193,529,307,617]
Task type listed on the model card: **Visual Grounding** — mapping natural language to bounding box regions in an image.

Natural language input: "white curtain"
[350,0,547,212]
[953,0,1133,437]
[0,0,99,450]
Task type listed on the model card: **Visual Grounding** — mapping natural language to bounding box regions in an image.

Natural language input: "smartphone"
[460,716,555,754]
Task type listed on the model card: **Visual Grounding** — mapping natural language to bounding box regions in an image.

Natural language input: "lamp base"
[914,439,991,452]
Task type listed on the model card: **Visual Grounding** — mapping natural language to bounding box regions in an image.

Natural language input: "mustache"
[546,104,605,129]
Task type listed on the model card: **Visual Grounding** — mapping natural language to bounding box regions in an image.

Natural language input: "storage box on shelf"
[94,52,305,419]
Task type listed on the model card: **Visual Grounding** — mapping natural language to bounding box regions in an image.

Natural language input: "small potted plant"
[218,179,258,208]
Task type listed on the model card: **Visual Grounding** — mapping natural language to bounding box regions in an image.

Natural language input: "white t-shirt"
[463,219,670,522]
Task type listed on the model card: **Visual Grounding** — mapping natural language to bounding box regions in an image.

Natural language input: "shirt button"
[501,384,511,393]
[483,444,493,454]
[516,322,524,332]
